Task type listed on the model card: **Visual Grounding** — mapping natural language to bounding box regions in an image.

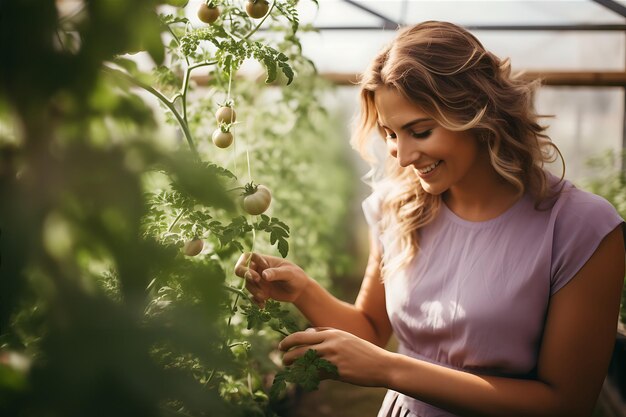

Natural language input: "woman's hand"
[234,252,311,308]
[278,327,393,388]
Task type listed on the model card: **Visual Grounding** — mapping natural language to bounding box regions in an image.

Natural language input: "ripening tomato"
[183,238,204,256]
[198,2,220,24]
[215,106,236,124]
[212,128,233,148]
[245,0,269,19]
[242,184,271,215]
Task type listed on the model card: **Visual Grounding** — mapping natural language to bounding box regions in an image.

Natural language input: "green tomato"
[212,129,233,148]
[230,343,249,360]
[215,106,236,124]
[242,185,271,215]
[245,0,269,19]
[197,3,220,24]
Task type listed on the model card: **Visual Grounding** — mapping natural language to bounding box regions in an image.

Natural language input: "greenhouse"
[1,1,625,416]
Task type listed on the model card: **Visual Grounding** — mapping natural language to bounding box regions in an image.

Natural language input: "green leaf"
[270,349,338,400]
[277,238,289,258]
[271,217,290,232]
[270,226,288,238]
[165,153,235,211]
[263,56,277,84]
[269,373,286,400]
[278,62,294,85]
[112,57,140,75]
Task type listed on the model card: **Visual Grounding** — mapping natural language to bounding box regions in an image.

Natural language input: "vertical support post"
[622,86,626,172]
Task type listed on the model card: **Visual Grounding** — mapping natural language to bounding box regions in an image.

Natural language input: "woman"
[235,21,625,417]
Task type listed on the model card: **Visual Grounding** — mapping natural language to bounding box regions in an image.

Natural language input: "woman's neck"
[442,154,521,222]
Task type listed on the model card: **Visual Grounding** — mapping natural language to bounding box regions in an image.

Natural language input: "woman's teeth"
[418,160,441,174]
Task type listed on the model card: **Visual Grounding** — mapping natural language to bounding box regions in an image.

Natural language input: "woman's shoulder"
[544,174,624,294]
[549,175,622,224]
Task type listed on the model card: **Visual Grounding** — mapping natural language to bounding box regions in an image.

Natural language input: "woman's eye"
[411,129,433,139]
[385,133,397,140]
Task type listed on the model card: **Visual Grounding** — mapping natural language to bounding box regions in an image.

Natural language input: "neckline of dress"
[440,192,529,229]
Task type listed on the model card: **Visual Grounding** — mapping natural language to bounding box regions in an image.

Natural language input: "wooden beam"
[320,71,626,87]
[191,71,626,87]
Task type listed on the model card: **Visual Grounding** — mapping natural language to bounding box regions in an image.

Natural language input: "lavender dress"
[361,176,624,417]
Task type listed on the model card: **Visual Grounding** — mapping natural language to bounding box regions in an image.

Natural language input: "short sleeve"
[361,188,385,252]
[550,187,624,295]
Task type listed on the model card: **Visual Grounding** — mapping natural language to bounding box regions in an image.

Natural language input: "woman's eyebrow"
[378,117,433,130]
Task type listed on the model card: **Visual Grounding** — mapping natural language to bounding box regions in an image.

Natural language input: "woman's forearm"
[293,278,386,346]
[383,352,580,417]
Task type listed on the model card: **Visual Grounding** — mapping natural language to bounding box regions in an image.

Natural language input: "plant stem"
[102,66,199,158]
[182,60,218,123]
[274,328,289,337]
[167,208,187,233]
[206,368,216,386]
[222,284,252,302]
[226,186,245,193]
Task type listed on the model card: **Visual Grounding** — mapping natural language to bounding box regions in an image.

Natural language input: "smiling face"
[374,86,488,196]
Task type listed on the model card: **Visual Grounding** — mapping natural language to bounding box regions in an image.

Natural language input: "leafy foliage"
[580,150,626,325]
[270,349,339,400]
[242,300,300,335]
[0,0,357,416]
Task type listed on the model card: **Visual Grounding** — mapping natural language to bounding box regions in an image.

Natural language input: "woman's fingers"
[251,295,266,309]
[242,252,270,269]
[282,345,318,366]
[245,275,268,299]
[235,252,272,280]
[278,328,328,352]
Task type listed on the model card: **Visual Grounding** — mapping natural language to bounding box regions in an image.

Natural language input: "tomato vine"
[0,0,352,416]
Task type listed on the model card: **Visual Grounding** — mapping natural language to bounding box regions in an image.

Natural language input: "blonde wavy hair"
[351,21,564,281]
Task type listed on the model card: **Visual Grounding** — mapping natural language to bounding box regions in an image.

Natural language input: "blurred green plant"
[580,149,626,325]
[0,0,357,416]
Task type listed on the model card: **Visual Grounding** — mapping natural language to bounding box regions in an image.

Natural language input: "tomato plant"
[0,0,356,416]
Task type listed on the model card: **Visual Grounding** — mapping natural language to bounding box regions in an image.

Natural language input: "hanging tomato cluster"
[197,0,270,23]
[176,0,279,256]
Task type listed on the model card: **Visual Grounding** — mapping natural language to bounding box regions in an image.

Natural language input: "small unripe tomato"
[215,106,236,124]
[197,2,220,24]
[242,184,272,215]
[212,129,233,148]
[183,238,204,256]
[245,0,269,19]
[230,342,250,360]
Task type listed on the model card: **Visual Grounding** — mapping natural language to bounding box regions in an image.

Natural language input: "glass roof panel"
[298,0,626,26]
[294,0,626,73]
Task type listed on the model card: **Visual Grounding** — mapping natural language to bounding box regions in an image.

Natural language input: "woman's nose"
[396,137,420,168]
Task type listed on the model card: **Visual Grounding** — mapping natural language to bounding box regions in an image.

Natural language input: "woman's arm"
[280,225,625,417]
[294,231,392,347]
[235,231,393,347]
